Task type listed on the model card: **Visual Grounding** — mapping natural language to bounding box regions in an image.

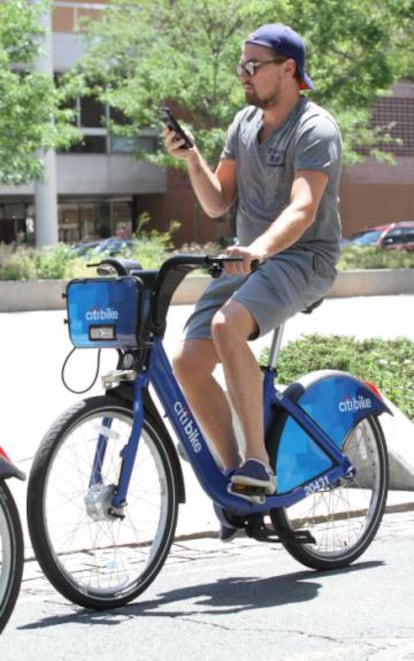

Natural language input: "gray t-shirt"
[221,97,342,263]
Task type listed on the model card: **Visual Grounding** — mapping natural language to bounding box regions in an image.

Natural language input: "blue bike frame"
[78,254,389,520]
[106,335,368,516]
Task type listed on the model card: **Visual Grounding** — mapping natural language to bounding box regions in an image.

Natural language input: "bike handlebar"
[89,253,247,279]
[87,254,259,337]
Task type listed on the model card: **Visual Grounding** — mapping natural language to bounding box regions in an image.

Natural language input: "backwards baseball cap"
[245,23,314,91]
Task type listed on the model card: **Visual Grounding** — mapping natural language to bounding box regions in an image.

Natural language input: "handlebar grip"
[208,256,260,278]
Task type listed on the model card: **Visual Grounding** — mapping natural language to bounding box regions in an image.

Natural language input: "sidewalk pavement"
[1,294,413,547]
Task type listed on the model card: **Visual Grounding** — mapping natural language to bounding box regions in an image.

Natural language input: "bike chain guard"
[225,512,316,545]
[248,522,316,545]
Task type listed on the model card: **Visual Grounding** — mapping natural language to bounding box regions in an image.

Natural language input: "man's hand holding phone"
[159,106,194,156]
[160,104,235,219]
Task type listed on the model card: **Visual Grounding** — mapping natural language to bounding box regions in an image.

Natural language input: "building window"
[80,96,106,128]
[110,133,159,154]
[58,199,133,243]
[60,93,158,155]
[70,134,107,153]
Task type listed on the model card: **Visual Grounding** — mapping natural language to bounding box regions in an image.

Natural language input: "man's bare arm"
[224,169,329,274]
[163,127,237,218]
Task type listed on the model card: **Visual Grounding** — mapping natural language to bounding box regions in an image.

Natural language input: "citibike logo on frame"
[173,402,202,453]
[338,394,372,413]
[85,307,119,321]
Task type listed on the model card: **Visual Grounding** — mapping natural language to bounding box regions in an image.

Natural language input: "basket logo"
[174,402,202,453]
[339,394,372,413]
[86,306,119,321]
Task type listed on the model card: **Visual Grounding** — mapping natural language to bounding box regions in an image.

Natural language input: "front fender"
[0,456,25,481]
[272,370,390,493]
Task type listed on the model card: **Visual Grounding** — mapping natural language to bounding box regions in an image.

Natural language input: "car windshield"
[350,230,383,246]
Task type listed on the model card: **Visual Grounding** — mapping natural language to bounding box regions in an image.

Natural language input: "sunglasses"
[236,57,287,77]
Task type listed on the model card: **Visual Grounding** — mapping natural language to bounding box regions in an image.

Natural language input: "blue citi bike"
[0,443,25,632]
[27,254,389,610]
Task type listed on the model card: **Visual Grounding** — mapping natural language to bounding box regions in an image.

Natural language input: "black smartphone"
[159,106,193,149]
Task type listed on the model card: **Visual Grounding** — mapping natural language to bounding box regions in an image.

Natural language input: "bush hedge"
[337,245,414,270]
[0,221,177,281]
[0,238,413,281]
[261,334,414,421]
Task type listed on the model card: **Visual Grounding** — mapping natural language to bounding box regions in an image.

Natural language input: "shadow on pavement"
[19,559,384,630]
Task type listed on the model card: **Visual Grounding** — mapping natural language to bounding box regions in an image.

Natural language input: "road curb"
[172,500,414,543]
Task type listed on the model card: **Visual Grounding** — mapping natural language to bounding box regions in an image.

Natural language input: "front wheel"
[0,481,24,633]
[27,396,180,609]
[270,416,388,570]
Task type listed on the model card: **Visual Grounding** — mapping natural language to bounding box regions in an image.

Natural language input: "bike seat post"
[266,323,285,370]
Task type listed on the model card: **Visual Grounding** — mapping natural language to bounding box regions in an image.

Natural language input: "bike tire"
[0,481,24,633]
[27,396,179,609]
[270,415,388,570]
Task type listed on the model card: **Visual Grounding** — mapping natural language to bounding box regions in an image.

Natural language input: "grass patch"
[261,334,414,421]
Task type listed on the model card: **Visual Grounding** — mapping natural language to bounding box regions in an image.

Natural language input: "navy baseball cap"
[245,23,314,91]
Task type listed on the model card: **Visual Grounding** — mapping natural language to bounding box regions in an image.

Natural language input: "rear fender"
[271,369,390,493]
[289,369,391,431]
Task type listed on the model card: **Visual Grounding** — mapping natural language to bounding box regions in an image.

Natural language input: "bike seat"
[93,258,143,276]
[302,298,324,314]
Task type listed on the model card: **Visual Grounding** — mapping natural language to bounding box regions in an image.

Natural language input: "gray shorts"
[184,248,337,340]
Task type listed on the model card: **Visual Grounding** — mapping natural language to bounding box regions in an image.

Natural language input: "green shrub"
[261,334,414,420]
[0,242,77,280]
[32,243,77,280]
[0,215,178,280]
[0,230,413,280]
[66,214,179,275]
[338,245,414,270]
[130,221,180,269]
[0,245,35,280]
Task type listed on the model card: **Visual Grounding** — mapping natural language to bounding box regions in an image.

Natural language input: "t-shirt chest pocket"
[261,146,291,208]
[265,147,286,167]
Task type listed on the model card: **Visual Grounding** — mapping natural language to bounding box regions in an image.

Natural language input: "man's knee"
[212,301,256,347]
[172,339,217,382]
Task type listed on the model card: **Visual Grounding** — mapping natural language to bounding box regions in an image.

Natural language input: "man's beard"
[244,87,281,109]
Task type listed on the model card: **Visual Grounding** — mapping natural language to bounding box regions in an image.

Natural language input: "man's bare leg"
[211,300,270,468]
[172,338,242,470]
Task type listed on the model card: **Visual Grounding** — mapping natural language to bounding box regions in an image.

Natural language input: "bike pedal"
[227,483,266,505]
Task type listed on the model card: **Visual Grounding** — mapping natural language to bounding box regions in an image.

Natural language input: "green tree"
[0,0,77,185]
[71,0,413,166]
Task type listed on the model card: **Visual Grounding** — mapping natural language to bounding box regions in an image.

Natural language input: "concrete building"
[0,1,168,247]
[0,1,413,246]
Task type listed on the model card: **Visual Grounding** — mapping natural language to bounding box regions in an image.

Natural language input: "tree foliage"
[0,0,78,185]
[71,0,414,166]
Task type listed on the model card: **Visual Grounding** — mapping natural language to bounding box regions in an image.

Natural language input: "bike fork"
[112,383,146,510]
[89,416,113,488]
[86,375,147,517]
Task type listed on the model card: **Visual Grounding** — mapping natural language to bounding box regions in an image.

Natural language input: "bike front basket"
[65,276,143,349]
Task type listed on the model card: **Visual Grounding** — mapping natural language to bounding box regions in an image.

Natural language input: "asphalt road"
[2,509,414,661]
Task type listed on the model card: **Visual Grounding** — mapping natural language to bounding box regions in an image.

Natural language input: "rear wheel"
[0,481,24,632]
[27,396,179,609]
[270,416,388,570]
